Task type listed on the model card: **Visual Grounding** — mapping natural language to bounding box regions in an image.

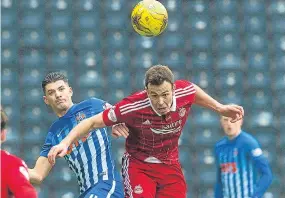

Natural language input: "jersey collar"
[149,95,177,116]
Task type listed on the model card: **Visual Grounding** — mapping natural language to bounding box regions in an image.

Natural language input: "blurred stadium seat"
[1,1,283,197]
[1,28,18,47]
[243,0,266,15]
[213,0,238,16]
[1,48,18,66]
[21,49,46,69]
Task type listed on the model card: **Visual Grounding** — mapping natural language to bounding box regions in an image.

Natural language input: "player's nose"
[158,97,164,105]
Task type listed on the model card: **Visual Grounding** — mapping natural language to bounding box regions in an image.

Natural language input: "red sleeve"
[102,93,145,126]
[175,80,196,105]
[7,157,38,198]
[102,101,127,126]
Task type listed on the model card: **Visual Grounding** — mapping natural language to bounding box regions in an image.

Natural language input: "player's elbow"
[91,113,105,129]
[28,169,44,185]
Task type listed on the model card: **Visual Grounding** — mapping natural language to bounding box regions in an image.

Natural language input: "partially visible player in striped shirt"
[214,116,272,198]
[28,72,124,198]
[48,65,244,198]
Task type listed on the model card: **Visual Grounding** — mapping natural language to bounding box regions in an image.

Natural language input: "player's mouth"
[157,107,168,114]
[56,100,65,104]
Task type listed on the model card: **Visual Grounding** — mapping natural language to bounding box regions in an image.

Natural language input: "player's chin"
[57,103,68,110]
[159,109,170,115]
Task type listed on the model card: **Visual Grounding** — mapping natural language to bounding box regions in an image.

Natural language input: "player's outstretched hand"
[219,104,244,123]
[112,123,129,138]
[48,142,69,165]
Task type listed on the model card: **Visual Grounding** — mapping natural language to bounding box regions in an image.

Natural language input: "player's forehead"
[45,80,68,91]
[147,81,172,94]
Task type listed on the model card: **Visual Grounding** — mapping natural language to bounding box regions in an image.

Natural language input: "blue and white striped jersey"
[40,98,118,194]
[214,131,272,198]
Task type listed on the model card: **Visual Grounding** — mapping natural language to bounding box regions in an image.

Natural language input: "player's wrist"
[214,103,224,114]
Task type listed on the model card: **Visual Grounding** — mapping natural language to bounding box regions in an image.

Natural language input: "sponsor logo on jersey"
[179,107,186,117]
[134,184,143,194]
[221,162,237,173]
[150,120,182,134]
[233,148,238,156]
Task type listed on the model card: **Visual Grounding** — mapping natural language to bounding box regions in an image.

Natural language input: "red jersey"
[103,80,196,164]
[1,150,38,198]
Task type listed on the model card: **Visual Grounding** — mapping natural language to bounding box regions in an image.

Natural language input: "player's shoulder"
[1,150,27,168]
[174,80,196,100]
[215,137,228,149]
[174,79,194,89]
[116,90,150,114]
[119,90,149,105]
[239,131,260,146]
[76,98,104,109]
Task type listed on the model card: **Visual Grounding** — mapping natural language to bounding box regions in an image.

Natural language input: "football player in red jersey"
[1,108,38,198]
[48,65,244,198]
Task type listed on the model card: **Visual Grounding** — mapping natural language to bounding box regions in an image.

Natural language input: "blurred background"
[1,0,285,197]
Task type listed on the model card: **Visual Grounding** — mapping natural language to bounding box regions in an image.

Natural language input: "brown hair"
[1,108,8,130]
[42,72,69,94]
[145,65,174,88]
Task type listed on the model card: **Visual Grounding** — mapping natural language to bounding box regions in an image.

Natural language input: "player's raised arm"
[28,156,53,185]
[192,84,244,122]
[48,112,106,165]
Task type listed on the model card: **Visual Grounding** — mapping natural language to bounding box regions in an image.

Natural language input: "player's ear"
[43,95,49,105]
[172,84,176,91]
[0,129,7,142]
[69,86,73,96]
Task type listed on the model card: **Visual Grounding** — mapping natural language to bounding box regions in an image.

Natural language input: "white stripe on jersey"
[96,129,109,180]
[69,144,85,192]
[241,153,249,197]
[121,103,151,115]
[234,157,242,198]
[120,99,150,114]
[229,152,235,198]
[175,85,195,95]
[175,88,195,97]
[106,180,116,198]
[176,90,196,99]
[122,153,133,198]
[174,85,195,93]
[89,195,94,198]
[120,98,149,109]
[224,154,230,198]
[79,142,91,190]
[87,136,99,184]
[249,161,254,195]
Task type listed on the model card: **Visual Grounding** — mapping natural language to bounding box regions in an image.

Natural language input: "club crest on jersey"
[233,148,238,156]
[76,112,86,123]
[179,107,186,117]
[134,184,143,194]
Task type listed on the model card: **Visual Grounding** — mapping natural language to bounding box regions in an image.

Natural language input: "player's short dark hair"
[1,107,8,130]
[42,72,69,94]
[145,65,174,88]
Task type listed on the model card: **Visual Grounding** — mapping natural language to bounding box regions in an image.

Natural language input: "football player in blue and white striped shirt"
[28,72,125,198]
[214,115,272,198]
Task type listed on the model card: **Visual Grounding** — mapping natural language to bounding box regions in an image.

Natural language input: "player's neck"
[56,103,74,117]
[228,129,242,140]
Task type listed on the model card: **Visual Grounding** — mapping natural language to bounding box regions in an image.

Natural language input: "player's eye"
[59,87,65,91]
